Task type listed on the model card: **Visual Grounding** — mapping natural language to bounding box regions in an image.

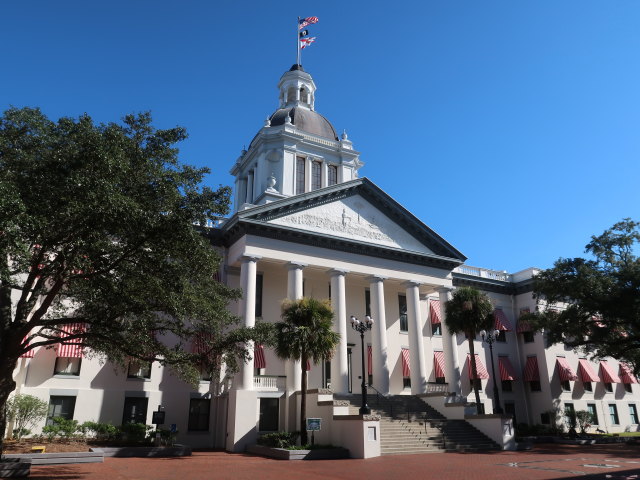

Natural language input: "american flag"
[300,37,316,49]
[299,16,318,30]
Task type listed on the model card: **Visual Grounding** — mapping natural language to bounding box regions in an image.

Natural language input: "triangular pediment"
[228,178,466,265]
[268,195,435,255]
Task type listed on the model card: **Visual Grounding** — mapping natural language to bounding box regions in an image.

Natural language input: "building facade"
[10,64,639,451]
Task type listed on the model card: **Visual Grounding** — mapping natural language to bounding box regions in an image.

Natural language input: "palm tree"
[444,287,494,413]
[275,297,339,445]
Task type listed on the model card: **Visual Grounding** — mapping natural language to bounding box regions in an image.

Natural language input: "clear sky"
[2,1,639,273]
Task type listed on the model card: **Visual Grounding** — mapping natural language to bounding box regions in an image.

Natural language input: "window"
[259,398,279,431]
[403,377,411,389]
[540,412,551,424]
[530,380,541,392]
[504,402,516,424]
[625,383,633,393]
[47,396,76,425]
[435,377,446,384]
[564,403,576,427]
[199,365,212,382]
[587,403,599,425]
[561,380,571,392]
[54,357,81,376]
[188,398,210,431]
[255,273,263,317]
[470,378,482,391]
[122,397,148,425]
[501,380,513,392]
[523,331,534,343]
[583,381,593,392]
[295,157,305,194]
[609,404,620,425]
[128,360,152,379]
[311,161,322,190]
[629,404,639,424]
[432,322,442,336]
[398,295,408,332]
[365,289,371,317]
[604,382,613,393]
[496,330,507,343]
[323,359,332,389]
[327,165,338,186]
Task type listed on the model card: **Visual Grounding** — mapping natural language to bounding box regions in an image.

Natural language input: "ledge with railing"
[253,375,286,391]
[454,265,511,282]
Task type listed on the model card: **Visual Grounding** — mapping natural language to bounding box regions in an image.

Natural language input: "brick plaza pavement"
[29,444,640,480]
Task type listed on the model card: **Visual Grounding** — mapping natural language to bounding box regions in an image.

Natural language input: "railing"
[454,265,511,282]
[426,382,449,394]
[253,375,286,391]
[367,384,393,417]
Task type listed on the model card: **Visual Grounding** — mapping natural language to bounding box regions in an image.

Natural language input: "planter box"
[247,444,349,460]
[3,451,103,465]
[90,445,191,458]
[0,457,31,478]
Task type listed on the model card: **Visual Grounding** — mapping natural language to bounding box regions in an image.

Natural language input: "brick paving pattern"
[28,444,640,480]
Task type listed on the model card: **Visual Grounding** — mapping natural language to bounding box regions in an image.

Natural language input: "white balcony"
[454,265,511,282]
[254,375,286,391]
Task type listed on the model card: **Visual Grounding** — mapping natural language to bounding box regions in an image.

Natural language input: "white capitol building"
[11,63,639,456]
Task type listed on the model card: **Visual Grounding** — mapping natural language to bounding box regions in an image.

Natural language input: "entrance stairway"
[334,393,499,455]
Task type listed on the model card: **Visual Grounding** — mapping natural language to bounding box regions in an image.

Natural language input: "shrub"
[119,423,153,443]
[257,431,299,448]
[6,394,48,440]
[81,421,119,441]
[41,417,80,440]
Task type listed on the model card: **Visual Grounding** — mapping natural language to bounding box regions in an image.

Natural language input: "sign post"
[306,418,321,446]
[152,405,165,446]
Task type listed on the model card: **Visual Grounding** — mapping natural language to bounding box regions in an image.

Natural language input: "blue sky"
[2,1,639,273]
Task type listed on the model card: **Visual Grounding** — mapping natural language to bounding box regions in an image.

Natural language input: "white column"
[238,255,260,390]
[438,286,460,395]
[245,171,254,204]
[405,281,427,394]
[330,269,349,394]
[368,275,390,394]
[286,262,306,393]
[305,157,312,192]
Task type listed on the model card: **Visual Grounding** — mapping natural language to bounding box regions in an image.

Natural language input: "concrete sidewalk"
[29,444,640,480]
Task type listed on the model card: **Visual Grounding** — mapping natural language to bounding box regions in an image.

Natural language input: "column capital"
[240,255,262,263]
[366,275,387,284]
[436,286,454,295]
[403,280,422,289]
[286,261,307,271]
[328,268,349,277]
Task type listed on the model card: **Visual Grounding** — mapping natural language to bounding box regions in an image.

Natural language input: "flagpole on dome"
[296,16,301,67]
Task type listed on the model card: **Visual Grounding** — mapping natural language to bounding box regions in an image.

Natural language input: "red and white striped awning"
[578,359,600,382]
[20,334,36,358]
[494,309,513,331]
[433,351,446,379]
[367,345,372,375]
[57,323,85,358]
[523,356,540,382]
[599,360,621,383]
[516,320,532,333]
[429,300,442,325]
[401,348,410,378]
[556,357,578,381]
[498,356,517,380]
[254,344,266,369]
[620,363,638,384]
[466,354,489,379]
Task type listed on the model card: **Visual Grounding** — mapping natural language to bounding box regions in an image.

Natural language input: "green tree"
[6,394,48,440]
[274,298,339,445]
[525,219,640,374]
[0,107,261,450]
[444,287,494,412]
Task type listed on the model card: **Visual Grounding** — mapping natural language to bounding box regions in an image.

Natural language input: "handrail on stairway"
[367,384,393,417]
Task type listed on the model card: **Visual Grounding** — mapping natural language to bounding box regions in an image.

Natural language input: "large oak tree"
[0,107,264,448]
[525,219,640,375]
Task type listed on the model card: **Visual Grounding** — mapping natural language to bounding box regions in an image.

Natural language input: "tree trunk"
[0,368,17,457]
[467,334,482,414]
[299,355,308,446]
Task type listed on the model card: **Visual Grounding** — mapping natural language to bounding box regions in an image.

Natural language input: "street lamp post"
[350,315,373,415]
[480,329,504,415]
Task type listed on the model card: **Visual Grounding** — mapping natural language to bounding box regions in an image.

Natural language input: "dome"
[269,107,338,140]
